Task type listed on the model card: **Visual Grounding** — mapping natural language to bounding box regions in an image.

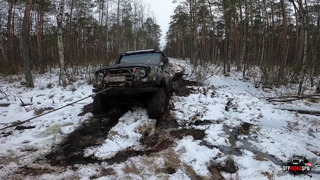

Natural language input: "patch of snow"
[175,136,220,177]
[85,108,156,160]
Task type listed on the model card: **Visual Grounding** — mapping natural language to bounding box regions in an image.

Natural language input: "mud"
[155,113,179,129]
[172,71,202,97]
[78,103,92,116]
[216,157,238,173]
[42,72,220,179]
[46,106,129,166]
[104,133,174,165]
[170,129,205,140]
[193,120,213,126]
[16,166,55,176]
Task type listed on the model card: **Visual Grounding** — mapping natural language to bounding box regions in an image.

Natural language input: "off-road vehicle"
[93,49,172,119]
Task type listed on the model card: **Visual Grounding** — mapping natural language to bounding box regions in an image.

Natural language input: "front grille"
[104,68,134,87]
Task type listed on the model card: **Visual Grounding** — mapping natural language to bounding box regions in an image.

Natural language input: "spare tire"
[148,88,166,119]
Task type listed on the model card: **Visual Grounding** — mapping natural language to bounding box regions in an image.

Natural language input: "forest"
[0,0,161,86]
[165,0,320,94]
[0,0,319,94]
[1,1,320,179]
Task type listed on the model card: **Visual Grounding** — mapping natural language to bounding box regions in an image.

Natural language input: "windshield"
[119,53,161,65]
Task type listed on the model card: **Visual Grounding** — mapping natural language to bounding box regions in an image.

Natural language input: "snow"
[0,59,320,179]
[85,108,156,160]
[175,136,220,176]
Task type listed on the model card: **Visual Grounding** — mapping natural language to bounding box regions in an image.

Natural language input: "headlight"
[138,69,147,78]
[98,73,104,80]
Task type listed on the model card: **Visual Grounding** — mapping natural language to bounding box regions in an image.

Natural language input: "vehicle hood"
[96,63,154,73]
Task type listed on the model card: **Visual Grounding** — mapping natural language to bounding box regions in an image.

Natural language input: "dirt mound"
[172,71,202,97]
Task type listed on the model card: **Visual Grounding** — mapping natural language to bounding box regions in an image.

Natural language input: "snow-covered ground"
[0,59,319,179]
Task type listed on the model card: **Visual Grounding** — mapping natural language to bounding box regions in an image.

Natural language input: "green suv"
[93,49,172,119]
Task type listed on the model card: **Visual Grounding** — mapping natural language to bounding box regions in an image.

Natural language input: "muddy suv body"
[93,49,172,118]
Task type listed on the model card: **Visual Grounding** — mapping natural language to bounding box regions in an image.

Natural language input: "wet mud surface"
[45,72,203,166]
[42,72,294,177]
[46,106,129,166]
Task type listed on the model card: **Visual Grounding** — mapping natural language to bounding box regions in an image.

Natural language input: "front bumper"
[93,87,160,96]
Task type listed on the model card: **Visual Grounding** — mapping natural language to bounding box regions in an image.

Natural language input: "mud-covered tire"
[148,88,166,119]
[93,94,106,115]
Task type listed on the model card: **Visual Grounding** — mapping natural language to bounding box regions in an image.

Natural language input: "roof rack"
[125,49,155,55]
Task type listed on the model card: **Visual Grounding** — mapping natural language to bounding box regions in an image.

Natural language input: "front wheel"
[148,88,166,119]
[93,94,106,115]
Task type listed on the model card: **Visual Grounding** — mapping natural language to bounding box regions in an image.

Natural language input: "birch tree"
[57,0,67,87]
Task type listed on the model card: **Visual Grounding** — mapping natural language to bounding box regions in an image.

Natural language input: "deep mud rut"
[46,105,129,166]
[24,72,295,178]
[44,73,210,168]
[39,73,256,179]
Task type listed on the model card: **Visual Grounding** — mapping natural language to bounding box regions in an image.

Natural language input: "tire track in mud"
[42,73,226,179]
[46,105,130,166]
[45,73,206,167]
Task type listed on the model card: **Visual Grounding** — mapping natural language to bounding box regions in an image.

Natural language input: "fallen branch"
[0,103,10,107]
[0,88,111,131]
[264,94,320,102]
[20,99,33,106]
[280,108,320,116]
[0,89,9,101]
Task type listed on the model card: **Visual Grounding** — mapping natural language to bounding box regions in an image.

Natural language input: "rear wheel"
[148,88,166,119]
[93,94,107,115]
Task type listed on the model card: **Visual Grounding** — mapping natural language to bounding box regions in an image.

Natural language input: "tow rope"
[0,88,111,131]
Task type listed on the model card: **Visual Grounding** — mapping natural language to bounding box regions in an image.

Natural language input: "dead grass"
[162,148,181,170]
[261,171,276,180]
[122,163,141,175]
[287,120,300,130]
[184,165,202,180]
[308,98,319,103]
[0,155,20,166]
[140,155,160,173]
[254,153,268,161]
[107,130,120,139]
[34,107,54,116]
[137,123,155,137]
[16,166,56,176]
[99,168,116,177]
[250,126,262,134]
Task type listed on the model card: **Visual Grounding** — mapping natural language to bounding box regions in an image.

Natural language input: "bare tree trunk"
[106,0,109,58]
[0,32,6,64]
[189,0,194,63]
[207,0,216,62]
[193,0,198,64]
[21,0,34,87]
[116,0,120,54]
[291,0,308,96]
[57,0,67,87]
[7,0,15,72]
[277,0,288,87]
[37,0,45,73]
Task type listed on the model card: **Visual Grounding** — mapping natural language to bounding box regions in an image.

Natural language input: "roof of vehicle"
[117,49,168,63]
[120,49,166,56]
[125,49,156,55]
